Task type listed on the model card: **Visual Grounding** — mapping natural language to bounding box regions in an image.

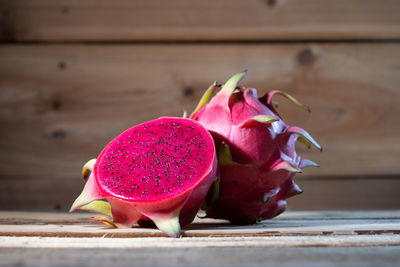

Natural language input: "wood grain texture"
[2,235,400,247]
[0,43,399,210]
[0,211,399,238]
[1,212,399,266]
[1,247,400,267]
[1,0,400,41]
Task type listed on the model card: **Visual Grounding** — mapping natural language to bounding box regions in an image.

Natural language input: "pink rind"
[70,117,218,237]
[190,71,320,224]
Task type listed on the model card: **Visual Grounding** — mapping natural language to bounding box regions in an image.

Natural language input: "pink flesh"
[95,118,213,202]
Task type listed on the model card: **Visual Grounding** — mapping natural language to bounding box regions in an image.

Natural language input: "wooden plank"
[0,212,399,265]
[1,0,400,41]
[0,211,399,238]
[2,210,400,224]
[1,235,400,248]
[0,43,399,210]
[0,247,400,267]
[2,220,400,238]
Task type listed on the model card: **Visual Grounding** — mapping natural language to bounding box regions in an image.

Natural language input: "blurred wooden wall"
[1,0,399,211]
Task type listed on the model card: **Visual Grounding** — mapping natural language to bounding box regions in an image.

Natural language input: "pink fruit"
[70,117,217,237]
[191,71,321,224]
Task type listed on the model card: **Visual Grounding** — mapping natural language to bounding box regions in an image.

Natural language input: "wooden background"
[0,0,399,211]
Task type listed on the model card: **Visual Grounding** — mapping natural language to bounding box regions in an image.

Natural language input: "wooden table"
[0,211,399,266]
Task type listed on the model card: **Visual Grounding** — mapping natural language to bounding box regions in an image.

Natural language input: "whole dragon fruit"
[191,71,321,224]
[70,117,217,237]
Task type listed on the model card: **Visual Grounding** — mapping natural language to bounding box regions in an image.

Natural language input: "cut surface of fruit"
[95,118,214,201]
[70,117,217,237]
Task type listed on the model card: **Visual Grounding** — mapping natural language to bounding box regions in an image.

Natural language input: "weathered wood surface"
[0,211,399,267]
[0,211,399,238]
[1,0,400,41]
[1,246,400,267]
[0,44,400,210]
[1,216,400,238]
[1,235,400,248]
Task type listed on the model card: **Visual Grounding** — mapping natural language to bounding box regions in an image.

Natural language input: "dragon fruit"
[70,117,217,237]
[191,71,321,224]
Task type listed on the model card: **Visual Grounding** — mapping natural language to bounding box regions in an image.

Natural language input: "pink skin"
[192,71,321,224]
[205,160,298,224]
[70,117,217,237]
[229,89,283,167]
[196,87,304,169]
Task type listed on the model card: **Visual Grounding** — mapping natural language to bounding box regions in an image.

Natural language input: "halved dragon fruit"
[191,71,321,224]
[70,117,217,237]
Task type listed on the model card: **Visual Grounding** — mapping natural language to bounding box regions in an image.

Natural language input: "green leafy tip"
[91,215,117,228]
[299,158,320,169]
[288,126,322,151]
[217,70,247,100]
[267,90,310,112]
[271,160,302,173]
[272,208,286,218]
[190,82,219,118]
[240,114,279,128]
[80,200,112,218]
[218,142,236,165]
[287,182,304,198]
[152,213,181,238]
[69,175,100,213]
